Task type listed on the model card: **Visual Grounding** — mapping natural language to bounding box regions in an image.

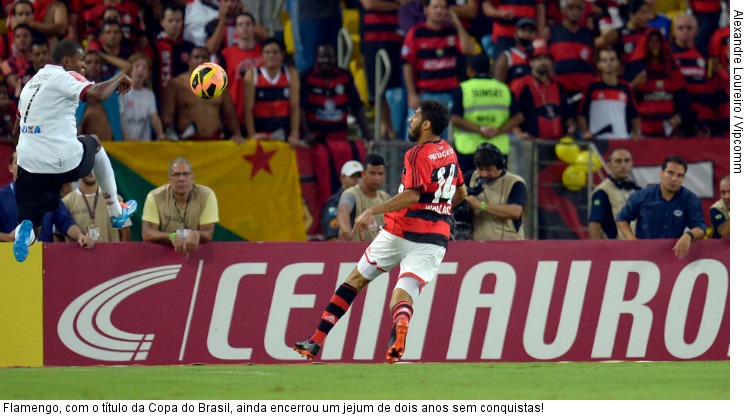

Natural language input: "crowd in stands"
[0,0,732,242]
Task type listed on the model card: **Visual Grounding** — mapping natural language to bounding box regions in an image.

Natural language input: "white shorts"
[357,229,446,297]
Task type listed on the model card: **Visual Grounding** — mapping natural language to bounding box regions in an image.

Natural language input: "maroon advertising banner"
[43,240,729,366]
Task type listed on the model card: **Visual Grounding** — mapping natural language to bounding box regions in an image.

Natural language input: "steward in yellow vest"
[451,54,524,175]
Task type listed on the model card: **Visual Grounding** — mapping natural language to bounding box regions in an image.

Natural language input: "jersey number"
[432,164,457,204]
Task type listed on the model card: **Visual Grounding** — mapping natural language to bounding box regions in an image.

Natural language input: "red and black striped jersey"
[578,79,638,140]
[252,66,291,136]
[486,0,544,40]
[633,64,686,137]
[549,24,595,95]
[616,26,652,69]
[301,67,364,142]
[402,22,462,93]
[384,139,464,248]
[672,43,711,124]
[503,47,531,85]
[154,34,196,99]
[358,1,404,45]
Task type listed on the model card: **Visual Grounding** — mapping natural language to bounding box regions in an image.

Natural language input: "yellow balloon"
[562,164,587,191]
[574,150,602,173]
[555,137,580,164]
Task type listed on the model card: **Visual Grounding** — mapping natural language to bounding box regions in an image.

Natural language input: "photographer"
[460,143,527,240]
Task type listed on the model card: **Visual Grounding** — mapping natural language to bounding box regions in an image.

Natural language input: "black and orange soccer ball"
[190,62,228,99]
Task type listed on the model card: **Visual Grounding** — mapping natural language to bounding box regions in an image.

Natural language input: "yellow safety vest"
[454,77,512,155]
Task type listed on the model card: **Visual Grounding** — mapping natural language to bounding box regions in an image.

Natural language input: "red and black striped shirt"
[402,22,462,93]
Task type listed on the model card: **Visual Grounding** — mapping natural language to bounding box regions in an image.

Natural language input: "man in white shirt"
[12,39,137,262]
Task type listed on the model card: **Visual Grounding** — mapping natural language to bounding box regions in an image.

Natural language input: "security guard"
[451,54,524,176]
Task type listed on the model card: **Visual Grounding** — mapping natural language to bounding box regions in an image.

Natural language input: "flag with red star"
[105,140,306,241]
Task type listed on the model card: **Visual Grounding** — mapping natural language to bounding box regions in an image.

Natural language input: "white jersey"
[16,64,93,173]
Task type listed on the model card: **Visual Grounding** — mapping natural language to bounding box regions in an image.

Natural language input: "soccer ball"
[190,62,228,99]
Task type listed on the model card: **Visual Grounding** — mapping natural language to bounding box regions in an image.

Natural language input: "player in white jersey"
[11,39,137,262]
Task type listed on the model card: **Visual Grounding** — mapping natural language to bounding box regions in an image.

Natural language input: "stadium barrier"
[1,239,728,367]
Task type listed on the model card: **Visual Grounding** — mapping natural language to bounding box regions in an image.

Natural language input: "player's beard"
[408,122,421,142]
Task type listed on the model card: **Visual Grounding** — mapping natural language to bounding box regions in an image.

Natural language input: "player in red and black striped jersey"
[294,99,467,364]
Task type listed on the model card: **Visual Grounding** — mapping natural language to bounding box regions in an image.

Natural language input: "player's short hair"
[419,99,450,136]
[52,39,84,64]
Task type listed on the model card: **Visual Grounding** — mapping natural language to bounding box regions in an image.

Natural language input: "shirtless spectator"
[76,50,124,141]
[161,46,243,142]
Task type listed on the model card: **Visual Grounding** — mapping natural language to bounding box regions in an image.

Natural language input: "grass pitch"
[0,361,729,400]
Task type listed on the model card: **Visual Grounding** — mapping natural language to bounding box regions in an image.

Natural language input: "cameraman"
[462,143,527,240]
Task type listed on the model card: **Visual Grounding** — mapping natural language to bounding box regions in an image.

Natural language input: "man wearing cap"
[510,39,572,140]
[493,17,538,84]
[452,53,523,175]
[482,0,546,60]
[336,154,391,241]
[321,160,363,241]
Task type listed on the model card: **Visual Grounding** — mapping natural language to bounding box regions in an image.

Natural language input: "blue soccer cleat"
[111,200,137,229]
[13,219,33,262]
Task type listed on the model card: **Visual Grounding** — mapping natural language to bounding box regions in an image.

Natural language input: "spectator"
[402,0,476,139]
[221,11,262,136]
[492,17,537,84]
[301,44,370,195]
[286,0,342,74]
[358,0,405,139]
[161,46,243,142]
[0,0,42,59]
[0,151,94,249]
[462,143,527,240]
[204,0,246,54]
[709,175,729,239]
[184,0,221,48]
[88,20,133,81]
[62,172,131,242]
[615,0,654,71]
[482,0,546,60]
[548,0,596,118]
[671,13,711,137]
[26,0,68,49]
[452,53,523,175]
[29,37,52,76]
[588,148,639,239]
[244,38,300,146]
[120,53,165,141]
[83,0,144,51]
[707,24,729,73]
[577,47,641,140]
[76,50,124,141]
[0,84,17,143]
[616,155,706,259]
[2,24,34,99]
[710,38,729,137]
[153,3,196,101]
[337,154,391,241]
[141,157,219,256]
[321,160,364,241]
[511,38,572,140]
[683,0,722,58]
[626,28,691,137]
